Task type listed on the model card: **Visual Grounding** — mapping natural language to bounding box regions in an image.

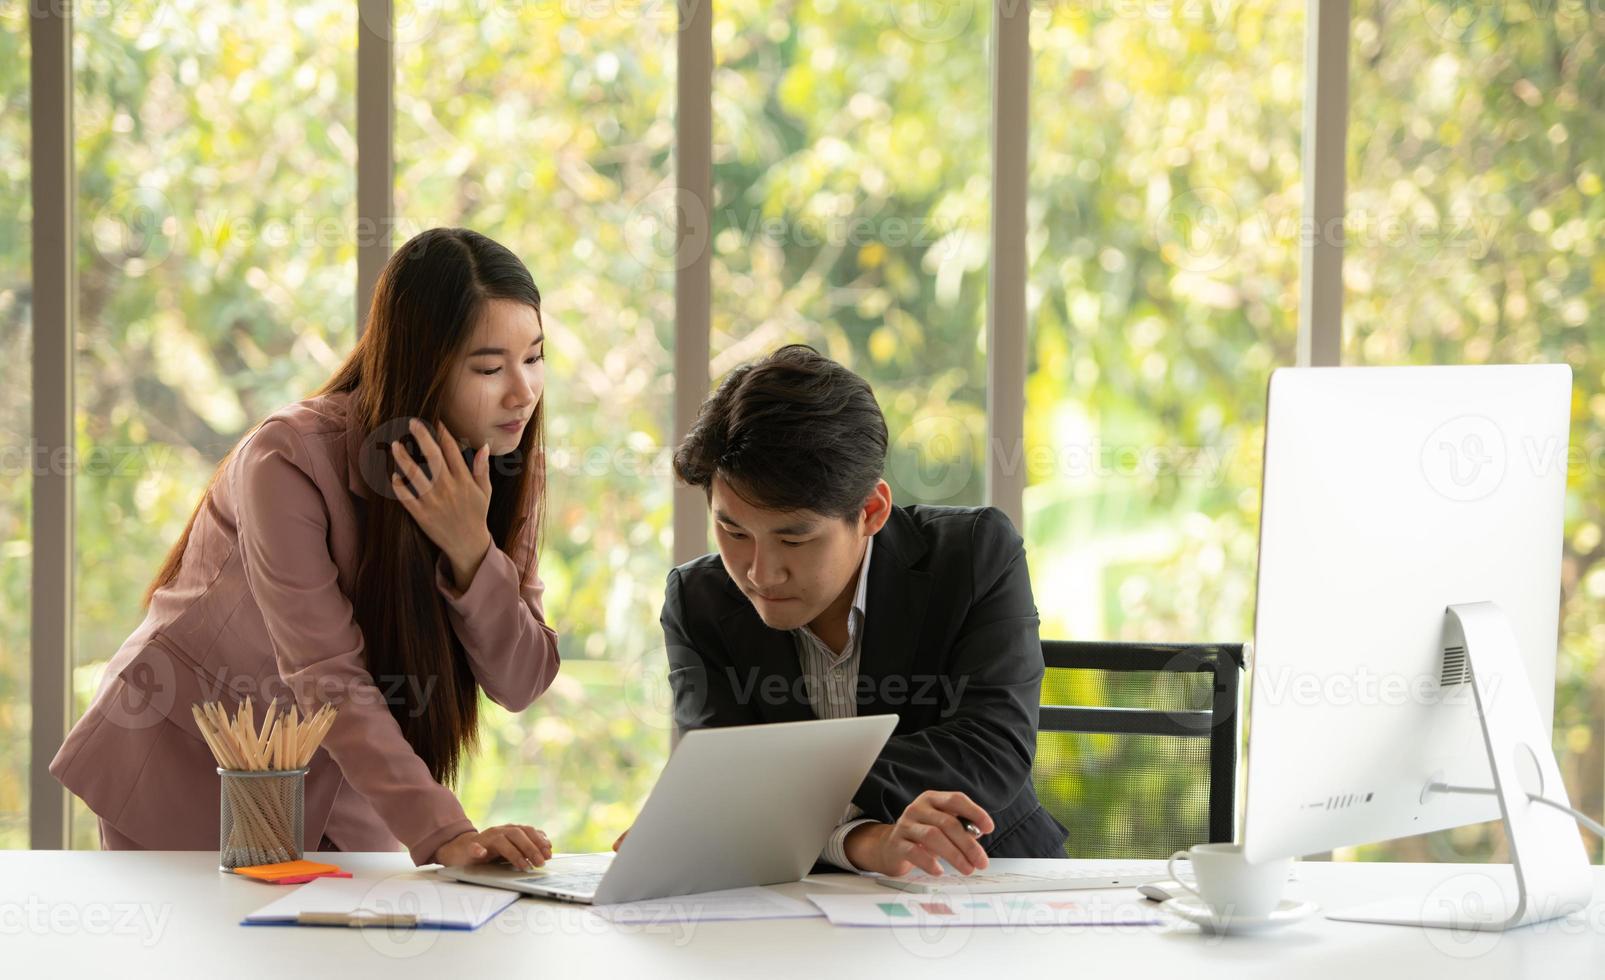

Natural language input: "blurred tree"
[1024,0,1304,857]
[1343,0,1605,862]
[710,0,991,508]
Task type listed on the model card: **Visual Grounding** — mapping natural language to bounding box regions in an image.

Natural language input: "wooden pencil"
[297,705,336,767]
[256,706,277,762]
[270,711,284,770]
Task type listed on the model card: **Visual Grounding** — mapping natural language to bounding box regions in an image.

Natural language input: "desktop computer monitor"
[1240,364,1593,930]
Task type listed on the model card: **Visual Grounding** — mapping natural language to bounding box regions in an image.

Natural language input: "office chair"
[1035,640,1244,859]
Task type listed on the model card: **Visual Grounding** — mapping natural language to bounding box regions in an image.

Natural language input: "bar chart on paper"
[805,892,1163,928]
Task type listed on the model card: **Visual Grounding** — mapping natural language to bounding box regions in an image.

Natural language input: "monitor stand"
[1326,602,1594,931]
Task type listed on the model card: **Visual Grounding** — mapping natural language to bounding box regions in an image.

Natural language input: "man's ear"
[860,479,894,536]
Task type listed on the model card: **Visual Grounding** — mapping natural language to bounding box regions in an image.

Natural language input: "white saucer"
[1161,896,1319,934]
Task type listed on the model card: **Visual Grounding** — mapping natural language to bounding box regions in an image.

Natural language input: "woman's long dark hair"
[145,228,546,785]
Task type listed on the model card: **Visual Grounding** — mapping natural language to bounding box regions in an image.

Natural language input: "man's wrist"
[843,821,889,873]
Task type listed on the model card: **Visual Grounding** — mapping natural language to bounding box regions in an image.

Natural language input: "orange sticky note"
[232,860,342,882]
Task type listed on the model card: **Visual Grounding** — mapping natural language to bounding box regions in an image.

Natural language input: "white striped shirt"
[791,536,876,871]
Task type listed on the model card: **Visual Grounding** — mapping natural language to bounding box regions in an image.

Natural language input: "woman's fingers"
[485,833,535,871]
[391,441,431,494]
[409,417,448,480]
[458,825,552,872]
[521,825,553,859]
[480,828,539,871]
[474,443,491,495]
[391,471,416,503]
[435,420,468,478]
[495,825,548,868]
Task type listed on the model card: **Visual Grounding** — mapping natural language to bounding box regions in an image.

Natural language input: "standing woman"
[53,228,560,870]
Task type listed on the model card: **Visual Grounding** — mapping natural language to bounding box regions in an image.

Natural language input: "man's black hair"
[673,344,888,519]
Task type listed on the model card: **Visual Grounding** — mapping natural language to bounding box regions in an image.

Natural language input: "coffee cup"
[1166,843,1291,919]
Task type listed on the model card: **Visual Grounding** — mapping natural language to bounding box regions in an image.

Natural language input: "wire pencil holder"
[218,767,307,870]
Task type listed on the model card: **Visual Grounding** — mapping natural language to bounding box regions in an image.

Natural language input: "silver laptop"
[438,714,897,905]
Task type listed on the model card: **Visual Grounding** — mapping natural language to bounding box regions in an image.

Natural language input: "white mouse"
[1137,880,1189,902]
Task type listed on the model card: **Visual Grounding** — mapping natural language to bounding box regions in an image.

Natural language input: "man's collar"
[796,534,872,657]
[850,534,874,621]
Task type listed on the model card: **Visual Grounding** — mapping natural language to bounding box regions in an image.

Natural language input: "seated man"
[661,344,1068,876]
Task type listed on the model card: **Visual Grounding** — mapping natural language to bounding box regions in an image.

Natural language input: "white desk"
[3,852,1602,978]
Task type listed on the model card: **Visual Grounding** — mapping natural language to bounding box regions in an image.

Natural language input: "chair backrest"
[1034,640,1243,859]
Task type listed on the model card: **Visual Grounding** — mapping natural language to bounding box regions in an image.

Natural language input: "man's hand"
[842,790,995,876]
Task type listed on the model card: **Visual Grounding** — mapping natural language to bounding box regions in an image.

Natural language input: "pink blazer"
[50,390,561,863]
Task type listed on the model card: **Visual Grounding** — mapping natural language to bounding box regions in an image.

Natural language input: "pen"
[961,820,982,838]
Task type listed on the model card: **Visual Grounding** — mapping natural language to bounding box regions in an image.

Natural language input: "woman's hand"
[391,418,494,588]
[433,824,554,871]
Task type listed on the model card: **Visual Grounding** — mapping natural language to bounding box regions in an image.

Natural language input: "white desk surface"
[3,851,1602,978]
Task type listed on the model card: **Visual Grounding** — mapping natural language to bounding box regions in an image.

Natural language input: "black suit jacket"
[661,504,1069,860]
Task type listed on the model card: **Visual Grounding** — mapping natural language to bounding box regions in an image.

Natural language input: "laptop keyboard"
[516,871,606,893]
[513,853,615,894]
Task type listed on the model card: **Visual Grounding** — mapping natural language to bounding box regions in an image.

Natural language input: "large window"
[70,0,356,846]
[1,3,31,849]
[1024,0,1303,645]
[710,0,991,506]
[395,2,677,851]
[1023,2,1304,852]
[1343,0,1605,862]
